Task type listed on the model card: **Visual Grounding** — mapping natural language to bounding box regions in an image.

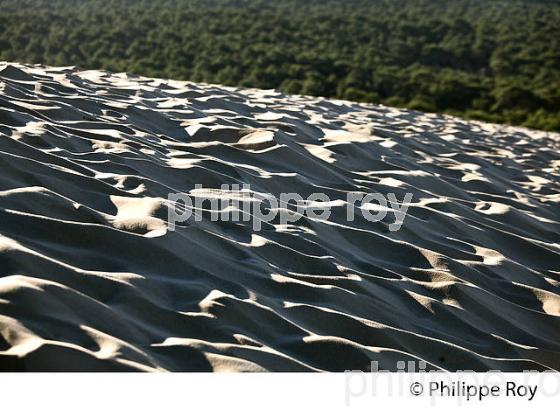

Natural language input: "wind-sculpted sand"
[1,62,560,372]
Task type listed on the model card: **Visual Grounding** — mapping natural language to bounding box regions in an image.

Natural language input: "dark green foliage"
[1,0,559,131]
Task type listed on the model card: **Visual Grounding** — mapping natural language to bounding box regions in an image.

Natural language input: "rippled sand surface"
[1,62,559,371]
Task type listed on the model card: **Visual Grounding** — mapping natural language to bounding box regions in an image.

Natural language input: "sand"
[0,62,559,371]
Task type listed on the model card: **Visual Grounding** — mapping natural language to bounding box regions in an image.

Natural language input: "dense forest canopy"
[1,0,559,131]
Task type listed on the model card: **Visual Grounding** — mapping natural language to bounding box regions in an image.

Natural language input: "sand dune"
[1,62,560,371]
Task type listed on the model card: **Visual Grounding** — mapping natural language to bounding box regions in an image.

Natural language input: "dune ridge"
[0,62,560,371]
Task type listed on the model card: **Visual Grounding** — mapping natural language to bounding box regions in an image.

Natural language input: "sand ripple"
[1,62,560,371]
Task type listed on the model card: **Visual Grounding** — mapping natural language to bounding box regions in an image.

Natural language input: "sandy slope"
[0,62,559,372]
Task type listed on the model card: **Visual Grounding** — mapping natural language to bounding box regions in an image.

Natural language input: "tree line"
[1,0,559,131]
